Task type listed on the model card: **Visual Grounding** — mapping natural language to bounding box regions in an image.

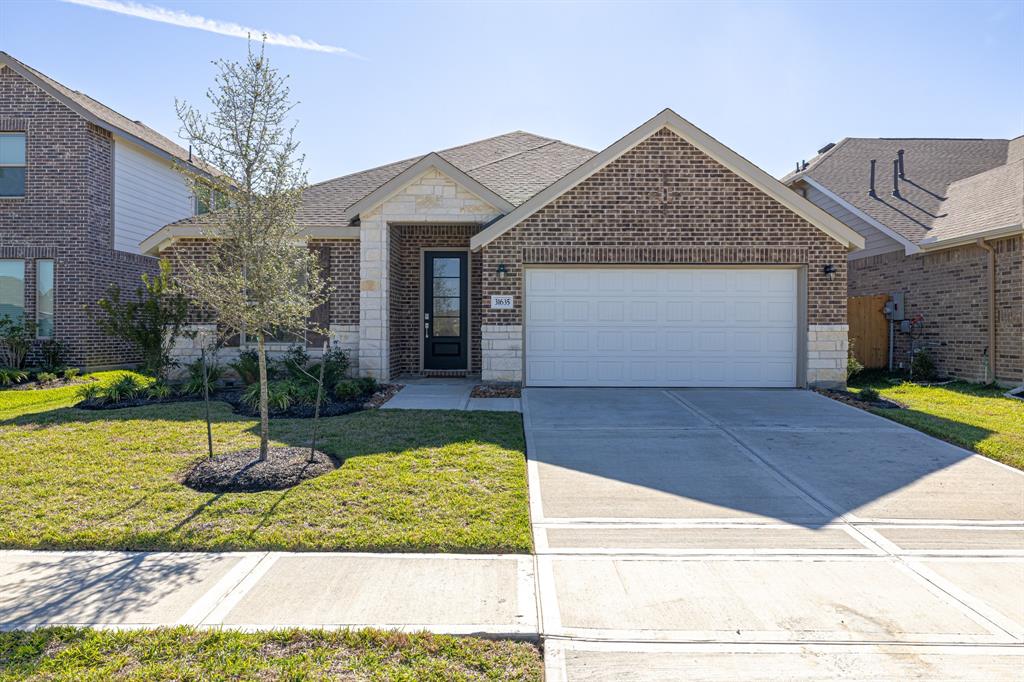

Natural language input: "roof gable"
[471,109,864,251]
[0,51,213,176]
[346,152,515,218]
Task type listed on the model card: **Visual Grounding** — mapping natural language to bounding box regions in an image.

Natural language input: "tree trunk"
[257,332,270,460]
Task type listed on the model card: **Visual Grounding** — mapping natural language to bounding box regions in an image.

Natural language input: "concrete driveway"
[523,388,1024,681]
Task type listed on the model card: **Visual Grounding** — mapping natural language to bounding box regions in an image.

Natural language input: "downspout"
[976,238,997,383]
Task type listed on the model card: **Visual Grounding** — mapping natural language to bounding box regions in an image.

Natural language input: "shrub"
[333,379,363,401]
[62,367,80,381]
[39,339,67,372]
[277,344,311,381]
[357,376,378,394]
[229,349,260,385]
[35,371,58,384]
[911,349,937,381]
[95,260,190,379]
[0,367,29,386]
[242,380,297,412]
[179,357,225,396]
[147,381,174,399]
[859,387,880,402]
[77,383,105,403]
[320,347,350,386]
[0,317,34,370]
[105,375,142,403]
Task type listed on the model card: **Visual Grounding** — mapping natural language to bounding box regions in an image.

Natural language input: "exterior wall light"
[823,263,837,281]
[496,263,508,279]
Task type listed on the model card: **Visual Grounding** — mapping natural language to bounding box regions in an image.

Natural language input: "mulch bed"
[817,388,903,411]
[182,447,339,493]
[471,384,521,399]
[77,385,404,418]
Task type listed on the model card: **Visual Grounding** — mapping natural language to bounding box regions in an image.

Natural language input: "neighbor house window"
[0,260,25,323]
[36,260,54,338]
[0,133,26,198]
[195,185,227,215]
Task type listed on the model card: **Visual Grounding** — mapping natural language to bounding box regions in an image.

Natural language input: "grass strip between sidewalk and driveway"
[0,373,531,553]
[848,374,1024,471]
[0,627,542,681]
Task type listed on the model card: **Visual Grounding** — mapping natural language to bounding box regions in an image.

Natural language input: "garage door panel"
[524,268,798,387]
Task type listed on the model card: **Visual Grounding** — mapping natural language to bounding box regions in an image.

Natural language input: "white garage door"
[524,268,798,387]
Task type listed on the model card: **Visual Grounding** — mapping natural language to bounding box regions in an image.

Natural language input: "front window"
[0,133,26,198]
[36,260,54,338]
[0,260,26,324]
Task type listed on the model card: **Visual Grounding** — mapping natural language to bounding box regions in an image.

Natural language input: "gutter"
[976,237,997,383]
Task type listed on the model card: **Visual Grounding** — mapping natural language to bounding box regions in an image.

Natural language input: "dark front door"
[423,251,468,370]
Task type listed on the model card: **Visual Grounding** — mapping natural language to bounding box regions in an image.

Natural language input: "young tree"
[176,39,325,460]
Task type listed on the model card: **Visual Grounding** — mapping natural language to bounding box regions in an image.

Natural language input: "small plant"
[357,376,378,394]
[77,382,106,403]
[278,344,312,381]
[333,379,363,401]
[147,381,174,399]
[910,348,937,382]
[229,349,260,385]
[847,352,864,380]
[105,375,142,403]
[307,347,350,389]
[242,380,296,412]
[35,371,58,384]
[0,316,34,370]
[62,367,80,381]
[0,367,29,386]
[859,387,880,402]
[39,339,67,372]
[180,357,225,396]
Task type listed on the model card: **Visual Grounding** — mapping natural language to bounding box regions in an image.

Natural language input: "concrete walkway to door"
[523,388,1024,681]
[381,377,521,412]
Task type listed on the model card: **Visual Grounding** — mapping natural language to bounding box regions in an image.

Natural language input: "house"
[785,138,1023,385]
[146,109,864,389]
[0,52,213,368]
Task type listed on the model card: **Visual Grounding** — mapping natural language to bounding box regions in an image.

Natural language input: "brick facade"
[849,236,1023,383]
[388,224,482,376]
[478,128,850,385]
[0,66,158,368]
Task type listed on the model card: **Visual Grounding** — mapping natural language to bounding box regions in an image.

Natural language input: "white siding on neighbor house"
[113,139,193,253]
[805,185,904,260]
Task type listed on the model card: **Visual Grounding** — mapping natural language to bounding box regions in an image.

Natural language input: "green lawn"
[0,374,531,553]
[848,373,1024,471]
[0,627,542,681]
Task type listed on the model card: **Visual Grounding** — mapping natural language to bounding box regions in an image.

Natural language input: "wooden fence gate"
[848,294,889,369]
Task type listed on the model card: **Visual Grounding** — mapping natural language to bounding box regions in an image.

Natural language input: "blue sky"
[2,0,1022,182]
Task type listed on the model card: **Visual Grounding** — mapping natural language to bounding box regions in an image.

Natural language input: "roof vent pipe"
[868,160,877,198]
[891,159,901,199]
[796,161,801,173]
[897,149,905,179]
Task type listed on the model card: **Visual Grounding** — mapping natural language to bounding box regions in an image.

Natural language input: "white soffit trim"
[346,152,515,218]
[139,223,358,255]
[801,177,921,255]
[919,223,1023,251]
[470,108,865,251]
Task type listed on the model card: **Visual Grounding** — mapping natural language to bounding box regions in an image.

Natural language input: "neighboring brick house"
[0,52,212,368]
[785,137,1023,385]
[147,109,864,388]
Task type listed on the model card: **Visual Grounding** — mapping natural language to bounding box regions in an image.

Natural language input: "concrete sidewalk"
[0,550,537,636]
[381,377,521,412]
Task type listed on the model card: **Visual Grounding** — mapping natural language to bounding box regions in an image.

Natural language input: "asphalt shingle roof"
[786,137,1022,245]
[1,51,212,174]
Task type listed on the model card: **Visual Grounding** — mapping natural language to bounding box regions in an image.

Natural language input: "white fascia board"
[346,152,514,218]
[140,223,358,255]
[801,177,921,255]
